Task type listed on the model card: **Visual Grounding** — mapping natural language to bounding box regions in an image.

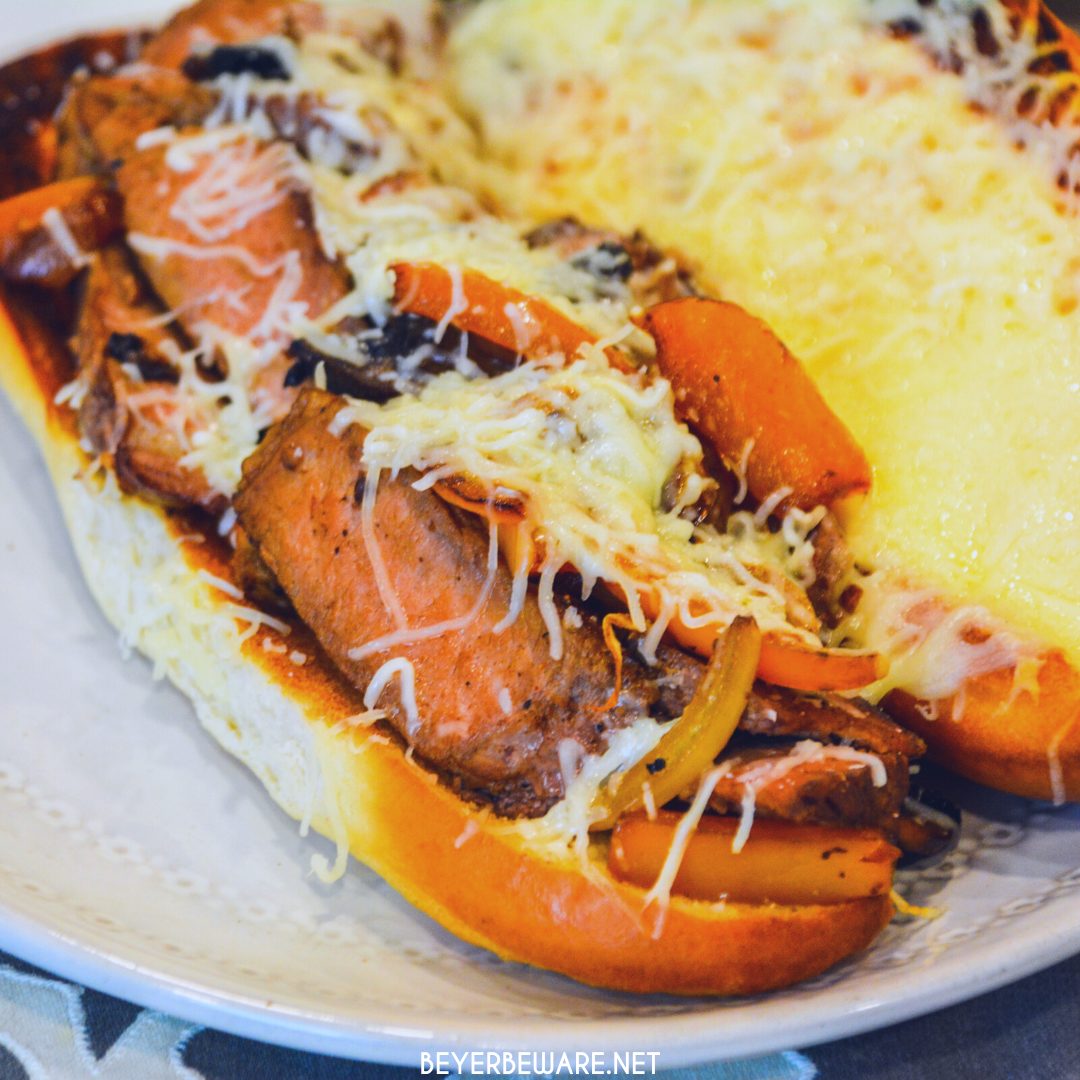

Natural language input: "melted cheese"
[514,715,669,867]
[362,656,421,736]
[335,345,826,650]
[641,762,729,937]
[445,0,1080,672]
[110,21,650,498]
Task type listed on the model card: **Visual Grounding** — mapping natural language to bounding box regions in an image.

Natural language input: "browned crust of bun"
[887,649,1080,802]
[321,732,894,995]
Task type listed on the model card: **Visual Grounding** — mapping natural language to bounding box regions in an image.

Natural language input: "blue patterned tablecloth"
[0,948,1076,1079]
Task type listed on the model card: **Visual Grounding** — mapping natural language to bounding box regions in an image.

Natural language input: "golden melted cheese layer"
[445,0,1080,666]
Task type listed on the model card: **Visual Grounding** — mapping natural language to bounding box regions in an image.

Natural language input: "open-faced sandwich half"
[0,0,1069,997]
[445,0,1080,804]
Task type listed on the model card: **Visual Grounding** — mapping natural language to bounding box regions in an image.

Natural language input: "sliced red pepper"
[391,261,627,367]
[609,811,899,905]
[643,297,871,512]
[431,472,528,526]
[619,581,885,692]
[757,635,886,692]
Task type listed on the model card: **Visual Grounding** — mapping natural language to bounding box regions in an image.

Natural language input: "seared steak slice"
[57,70,215,177]
[232,526,292,614]
[234,387,701,817]
[117,140,349,350]
[80,358,226,511]
[74,246,225,511]
[141,0,324,70]
[742,682,926,759]
[710,741,910,830]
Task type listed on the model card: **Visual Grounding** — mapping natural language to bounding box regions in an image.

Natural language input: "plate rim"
[0,879,1078,1066]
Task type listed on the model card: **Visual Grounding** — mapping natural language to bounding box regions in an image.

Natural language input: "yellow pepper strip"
[591,616,761,831]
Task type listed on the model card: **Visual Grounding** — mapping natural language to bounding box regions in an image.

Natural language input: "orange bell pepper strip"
[430,491,884,692]
[614,579,885,692]
[431,472,528,526]
[391,261,629,368]
[757,635,886,693]
[609,811,899,905]
[643,297,871,512]
[430,472,543,576]
[0,176,122,288]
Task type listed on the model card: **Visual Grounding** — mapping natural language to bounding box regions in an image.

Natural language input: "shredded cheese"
[348,521,500,659]
[362,656,421,736]
[511,716,669,866]
[41,208,88,269]
[726,740,888,853]
[642,764,731,938]
[357,465,410,632]
[1048,713,1079,806]
[195,568,245,600]
[168,135,299,244]
[333,349,825,651]
[841,575,1025,705]
[890,889,944,920]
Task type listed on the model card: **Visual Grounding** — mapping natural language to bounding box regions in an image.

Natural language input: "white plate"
[2,2,1080,1067]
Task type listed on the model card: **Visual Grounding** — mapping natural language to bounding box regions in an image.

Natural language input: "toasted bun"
[886,652,1080,803]
[0,293,891,995]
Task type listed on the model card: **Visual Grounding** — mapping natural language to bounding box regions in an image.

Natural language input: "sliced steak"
[0,31,146,199]
[234,387,701,817]
[117,138,350,352]
[140,0,324,70]
[704,681,924,830]
[80,358,226,511]
[742,682,927,759]
[57,69,215,177]
[232,525,292,613]
[0,180,123,290]
[74,246,225,511]
[74,247,179,383]
[805,511,855,625]
[711,741,910,830]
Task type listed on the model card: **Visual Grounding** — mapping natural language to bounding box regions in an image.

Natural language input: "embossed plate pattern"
[1,0,1080,1066]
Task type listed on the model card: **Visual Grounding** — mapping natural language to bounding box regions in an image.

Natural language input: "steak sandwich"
[4,0,1059,995]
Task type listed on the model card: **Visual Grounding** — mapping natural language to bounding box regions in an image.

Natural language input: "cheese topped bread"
[443,0,1080,797]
